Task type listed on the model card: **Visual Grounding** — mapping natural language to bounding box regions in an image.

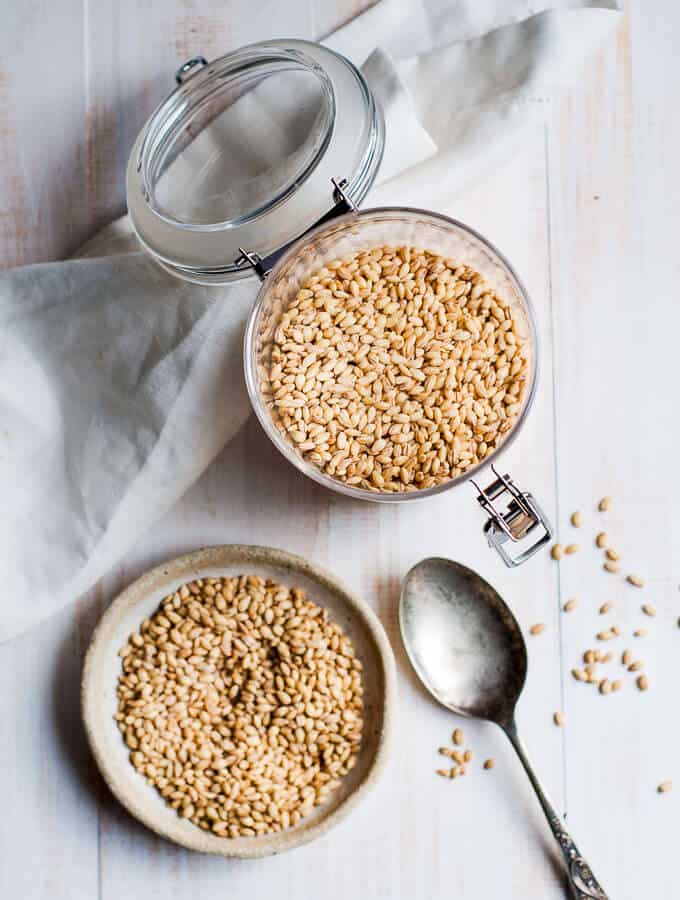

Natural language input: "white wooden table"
[1,3,679,898]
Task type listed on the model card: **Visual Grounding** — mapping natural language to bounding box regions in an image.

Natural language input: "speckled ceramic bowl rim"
[81,545,397,858]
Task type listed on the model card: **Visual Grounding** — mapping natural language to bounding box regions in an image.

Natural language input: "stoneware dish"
[82,545,396,857]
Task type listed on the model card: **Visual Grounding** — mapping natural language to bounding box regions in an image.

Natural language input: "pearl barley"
[115,576,363,838]
[270,246,529,494]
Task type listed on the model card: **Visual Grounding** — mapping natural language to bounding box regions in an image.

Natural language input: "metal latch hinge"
[471,465,553,567]
[235,178,356,281]
[175,56,208,85]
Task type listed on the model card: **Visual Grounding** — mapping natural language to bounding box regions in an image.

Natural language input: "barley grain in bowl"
[245,209,538,499]
[82,546,396,857]
[116,575,363,838]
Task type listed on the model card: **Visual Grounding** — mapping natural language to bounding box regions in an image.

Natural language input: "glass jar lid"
[126,39,385,284]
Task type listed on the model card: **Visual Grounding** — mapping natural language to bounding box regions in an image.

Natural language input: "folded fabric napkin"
[0,0,621,640]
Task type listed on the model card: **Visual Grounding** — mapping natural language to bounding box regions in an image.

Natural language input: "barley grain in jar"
[267,244,529,495]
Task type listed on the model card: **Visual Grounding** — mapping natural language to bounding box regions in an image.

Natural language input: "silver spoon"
[400,557,608,900]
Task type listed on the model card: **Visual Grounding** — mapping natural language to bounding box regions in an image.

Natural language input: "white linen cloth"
[0,0,621,640]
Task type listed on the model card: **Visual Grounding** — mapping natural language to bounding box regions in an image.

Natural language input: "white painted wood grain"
[0,599,102,898]
[545,9,680,897]
[2,2,678,899]
[0,0,89,265]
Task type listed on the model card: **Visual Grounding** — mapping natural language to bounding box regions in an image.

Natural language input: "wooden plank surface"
[546,8,680,898]
[1,2,677,899]
[0,0,89,265]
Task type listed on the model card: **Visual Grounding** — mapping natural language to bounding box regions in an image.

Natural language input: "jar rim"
[137,46,337,232]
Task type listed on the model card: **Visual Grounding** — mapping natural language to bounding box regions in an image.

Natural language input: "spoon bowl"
[400,557,526,724]
[399,557,608,900]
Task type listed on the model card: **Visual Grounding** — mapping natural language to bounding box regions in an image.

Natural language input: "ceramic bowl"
[81,545,396,857]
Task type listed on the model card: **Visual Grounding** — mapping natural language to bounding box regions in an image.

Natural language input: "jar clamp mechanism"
[472,467,553,567]
[235,178,356,280]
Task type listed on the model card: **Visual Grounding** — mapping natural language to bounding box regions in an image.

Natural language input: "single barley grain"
[622,649,632,666]
[627,574,644,588]
[553,711,564,726]
[598,497,611,512]
[606,548,620,561]
[551,544,564,561]
[599,680,612,695]
[453,728,463,746]
[628,660,644,672]
[658,781,672,794]
[637,674,649,691]
[565,544,579,555]
[599,603,613,615]
[484,758,495,770]
[604,561,620,574]
[571,511,583,528]
[564,598,578,613]
[572,668,586,681]
[611,679,624,692]
[530,623,545,636]
[596,532,608,549]
[596,630,615,641]
[642,604,656,617]
[634,628,648,638]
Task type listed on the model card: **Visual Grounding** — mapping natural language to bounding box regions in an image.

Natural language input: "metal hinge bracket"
[235,178,356,281]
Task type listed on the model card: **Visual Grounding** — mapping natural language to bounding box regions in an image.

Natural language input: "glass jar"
[126,39,552,566]
[244,207,551,566]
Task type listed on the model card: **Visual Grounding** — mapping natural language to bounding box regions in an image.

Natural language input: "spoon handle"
[503,721,608,900]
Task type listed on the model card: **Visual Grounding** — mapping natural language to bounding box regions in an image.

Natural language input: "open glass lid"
[126,39,385,285]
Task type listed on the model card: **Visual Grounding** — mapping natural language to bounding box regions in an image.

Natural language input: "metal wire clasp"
[235,178,356,281]
[175,56,208,85]
[471,466,552,567]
